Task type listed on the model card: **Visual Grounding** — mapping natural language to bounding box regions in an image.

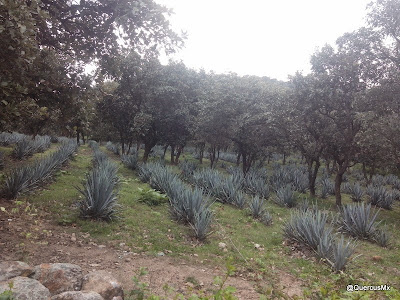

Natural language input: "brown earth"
[0,199,303,299]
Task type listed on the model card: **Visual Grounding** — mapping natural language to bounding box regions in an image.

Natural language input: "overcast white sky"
[157,0,371,81]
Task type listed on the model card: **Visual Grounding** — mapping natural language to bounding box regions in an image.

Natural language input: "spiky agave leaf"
[249,195,264,218]
[331,236,356,272]
[121,154,139,170]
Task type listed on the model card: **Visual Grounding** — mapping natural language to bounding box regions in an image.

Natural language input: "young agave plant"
[320,178,335,198]
[330,236,356,272]
[249,195,265,218]
[192,209,213,241]
[260,211,273,226]
[372,227,390,248]
[350,183,364,202]
[274,184,297,208]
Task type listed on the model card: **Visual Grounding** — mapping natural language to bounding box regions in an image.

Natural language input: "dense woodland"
[1,1,400,295]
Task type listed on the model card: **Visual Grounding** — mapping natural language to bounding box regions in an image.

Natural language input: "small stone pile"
[0,261,124,300]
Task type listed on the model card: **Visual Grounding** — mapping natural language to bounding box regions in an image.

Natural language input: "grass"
[5,145,400,298]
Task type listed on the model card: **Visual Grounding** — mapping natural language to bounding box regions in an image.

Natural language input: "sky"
[156,0,371,81]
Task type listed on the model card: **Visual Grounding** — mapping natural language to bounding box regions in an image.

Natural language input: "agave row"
[284,209,355,271]
[139,162,213,240]
[2,141,78,199]
[12,135,52,159]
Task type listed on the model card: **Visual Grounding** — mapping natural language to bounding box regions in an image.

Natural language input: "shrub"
[338,203,379,239]
[137,187,168,206]
[274,184,297,207]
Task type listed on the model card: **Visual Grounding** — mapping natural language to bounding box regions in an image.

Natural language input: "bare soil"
[1,198,298,299]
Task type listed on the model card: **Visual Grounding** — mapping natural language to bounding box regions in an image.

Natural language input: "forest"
[1,0,400,299]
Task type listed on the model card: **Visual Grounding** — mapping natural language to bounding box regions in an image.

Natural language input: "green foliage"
[274,184,297,207]
[137,187,168,206]
[77,151,119,221]
[0,282,14,300]
[338,203,380,239]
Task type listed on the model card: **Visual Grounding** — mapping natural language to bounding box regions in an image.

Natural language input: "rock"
[218,242,226,249]
[0,261,34,281]
[81,271,123,300]
[372,256,383,262]
[111,297,123,300]
[32,263,83,295]
[71,233,77,242]
[51,291,104,300]
[254,244,261,249]
[156,252,165,257]
[0,276,51,299]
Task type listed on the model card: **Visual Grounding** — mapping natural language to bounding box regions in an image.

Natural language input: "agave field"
[1,137,399,299]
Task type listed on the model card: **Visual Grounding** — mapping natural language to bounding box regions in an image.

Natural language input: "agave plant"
[330,236,356,272]
[77,163,119,221]
[338,203,379,239]
[248,195,265,218]
[320,178,335,198]
[192,209,213,241]
[12,138,35,159]
[284,209,332,250]
[260,211,273,226]
[341,182,352,194]
[372,227,390,248]
[366,185,394,209]
[371,174,385,186]
[121,154,139,170]
[179,160,197,181]
[274,184,297,207]
[350,183,364,202]
[93,150,108,166]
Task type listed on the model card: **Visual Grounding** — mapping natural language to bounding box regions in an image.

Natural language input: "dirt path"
[0,199,264,299]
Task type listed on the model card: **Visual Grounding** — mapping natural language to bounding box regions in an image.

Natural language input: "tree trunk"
[170,145,175,164]
[143,143,155,162]
[236,153,241,166]
[334,163,348,207]
[76,130,80,145]
[175,145,183,164]
[198,143,205,164]
[162,145,168,160]
[307,160,320,197]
